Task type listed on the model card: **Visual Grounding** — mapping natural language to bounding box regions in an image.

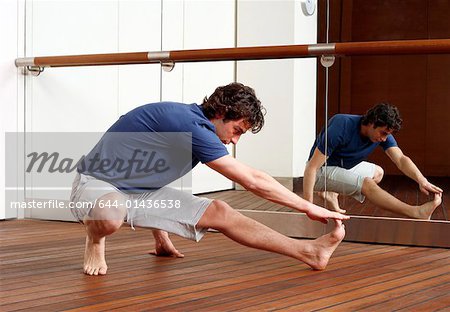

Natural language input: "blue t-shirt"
[308,114,397,169]
[77,102,228,192]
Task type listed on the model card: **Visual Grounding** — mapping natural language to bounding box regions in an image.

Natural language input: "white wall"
[161,0,235,194]
[24,0,151,221]
[19,0,235,220]
[293,0,317,176]
[0,0,24,219]
[118,0,162,115]
[236,0,317,178]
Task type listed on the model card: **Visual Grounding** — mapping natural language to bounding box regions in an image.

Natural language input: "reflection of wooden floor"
[206,176,449,221]
[1,220,450,311]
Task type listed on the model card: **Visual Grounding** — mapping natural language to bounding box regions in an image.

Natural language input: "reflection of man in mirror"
[70,83,349,276]
[304,103,443,219]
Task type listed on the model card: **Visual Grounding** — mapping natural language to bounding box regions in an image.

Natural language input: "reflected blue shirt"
[308,114,397,169]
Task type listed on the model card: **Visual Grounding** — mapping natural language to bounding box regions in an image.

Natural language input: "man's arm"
[303,147,327,202]
[206,155,348,223]
[385,147,443,195]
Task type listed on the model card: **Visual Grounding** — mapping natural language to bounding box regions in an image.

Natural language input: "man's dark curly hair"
[361,102,402,133]
[202,82,265,133]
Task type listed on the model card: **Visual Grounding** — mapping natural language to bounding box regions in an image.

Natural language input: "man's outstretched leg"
[362,178,442,219]
[197,200,345,270]
[82,193,127,276]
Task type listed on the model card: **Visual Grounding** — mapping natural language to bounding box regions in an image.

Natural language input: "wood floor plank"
[395,291,450,312]
[360,282,450,311]
[203,249,450,311]
[294,267,450,311]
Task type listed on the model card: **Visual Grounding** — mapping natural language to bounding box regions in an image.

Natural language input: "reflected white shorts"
[70,173,212,242]
[314,161,376,203]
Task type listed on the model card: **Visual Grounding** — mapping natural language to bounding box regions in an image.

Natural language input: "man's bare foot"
[318,191,346,214]
[84,235,108,276]
[149,230,184,258]
[416,193,442,220]
[300,219,345,270]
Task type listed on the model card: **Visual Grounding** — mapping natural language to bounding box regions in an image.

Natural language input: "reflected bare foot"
[300,219,345,270]
[318,191,346,214]
[416,193,442,220]
[84,235,108,276]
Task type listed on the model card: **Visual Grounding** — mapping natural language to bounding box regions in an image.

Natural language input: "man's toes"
[85,266,96,276]
[99,267,108,275]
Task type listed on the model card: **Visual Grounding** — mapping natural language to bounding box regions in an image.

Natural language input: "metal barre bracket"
[161,61,175,72]
[320,55,335,68]
[24,66,45,76]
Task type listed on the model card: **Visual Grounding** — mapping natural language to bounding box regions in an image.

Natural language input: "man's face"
[214,118,249,145]
[367,124,394,143]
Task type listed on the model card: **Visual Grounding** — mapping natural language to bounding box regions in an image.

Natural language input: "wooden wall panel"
[351,0,428,40]
[426,1,450,175]
[361,55,428,174]
[316,0,343,131]
[426,55,450,175]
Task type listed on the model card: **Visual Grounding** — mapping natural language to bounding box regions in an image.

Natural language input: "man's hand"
[419,179,443,196]
[306,205,350,224]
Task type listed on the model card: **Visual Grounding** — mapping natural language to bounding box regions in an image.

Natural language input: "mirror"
[314,0,449,221]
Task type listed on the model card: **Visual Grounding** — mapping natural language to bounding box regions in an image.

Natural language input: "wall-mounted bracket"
[320,55,335,68]
[161,61,175,72]
[25,66,45,76]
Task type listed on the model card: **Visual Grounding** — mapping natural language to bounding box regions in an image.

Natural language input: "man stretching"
[304,103,442,218]
[71,83,349,276]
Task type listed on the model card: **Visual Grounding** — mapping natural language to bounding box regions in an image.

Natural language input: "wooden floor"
[1,220,450,311]
[207,176,450,221]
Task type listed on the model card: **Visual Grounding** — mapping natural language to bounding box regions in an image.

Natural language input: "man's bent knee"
[90,193,127,220]
[362,177,378,195]
[85,218,123,236]
[373,165,384,184]
[198,199,234,231]
[85,192,127,235]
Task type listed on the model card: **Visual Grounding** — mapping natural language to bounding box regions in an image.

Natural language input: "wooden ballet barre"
[15,39,450,69]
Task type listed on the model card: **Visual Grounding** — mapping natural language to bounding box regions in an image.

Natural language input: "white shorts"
[70,173,212,242]
[314,161,376,203]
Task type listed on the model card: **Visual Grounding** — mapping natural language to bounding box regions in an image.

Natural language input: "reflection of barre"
[15,39,450,69]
